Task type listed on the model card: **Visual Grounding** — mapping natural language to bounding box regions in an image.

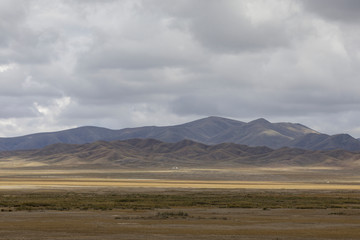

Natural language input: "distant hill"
[0,126,119,151]
[0,116,359,151]
[1,139,359,168]
[287,133,360,151]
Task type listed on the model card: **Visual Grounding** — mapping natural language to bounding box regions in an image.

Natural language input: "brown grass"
[0,177,360,190]
[0,208,359,239]
[0,167,359,239]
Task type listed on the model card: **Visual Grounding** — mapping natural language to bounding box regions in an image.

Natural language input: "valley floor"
[0,167,359,239]
[0,208,360,240]
[0,166,359,190]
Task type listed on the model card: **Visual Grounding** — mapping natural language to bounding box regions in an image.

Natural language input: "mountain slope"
[210,118,318,148]
[112,116,246,143]
[0,126,119,151]
[1,139,359,169]
[0,116,359,151]
[287,133,360,151]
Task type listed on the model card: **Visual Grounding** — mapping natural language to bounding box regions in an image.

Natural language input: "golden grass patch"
[0,178,360,190]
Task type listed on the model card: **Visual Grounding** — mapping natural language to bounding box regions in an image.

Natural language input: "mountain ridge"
[0,116,359,152]
[1,138,359,169]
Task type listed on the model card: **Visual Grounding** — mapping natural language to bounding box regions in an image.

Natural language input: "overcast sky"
[1,0,360,138]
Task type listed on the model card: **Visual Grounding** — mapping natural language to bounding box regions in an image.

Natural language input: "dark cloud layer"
[0,0,360,138]
[302,0,360,22]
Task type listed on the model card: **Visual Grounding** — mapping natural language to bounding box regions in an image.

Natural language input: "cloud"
[302,0,360,22]
[0,0,360,138]
[146,0,294,53]
[0,0,60,65]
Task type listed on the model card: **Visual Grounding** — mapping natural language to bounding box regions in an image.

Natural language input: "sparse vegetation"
[156,211,189,219]
[0,191,359,211]
[0,166,359,239]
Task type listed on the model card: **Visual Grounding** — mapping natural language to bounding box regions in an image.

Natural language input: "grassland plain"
[0,167,359,239]
[0,190,360,240]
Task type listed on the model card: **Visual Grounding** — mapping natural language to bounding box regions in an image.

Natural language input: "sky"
[1,0,360,138]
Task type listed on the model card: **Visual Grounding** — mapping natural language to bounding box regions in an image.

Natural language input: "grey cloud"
[0,94,54,118]
[302,0,360,22]
[0,0,27,46]
[78,43,199,71]
[187,4,289,53]
[0,97,38,118]
[67,70,160,103]
[66,0,117,4]
[171,95,222,117]
[1,0,360,138]
[0,66,62,98]
[75,7,206,71]
[146,0,292,53]
[169,77,360,121]
[0,0,60,64]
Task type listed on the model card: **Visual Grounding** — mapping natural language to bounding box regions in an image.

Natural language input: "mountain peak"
[184,116,244,125]
[249,118,271,125]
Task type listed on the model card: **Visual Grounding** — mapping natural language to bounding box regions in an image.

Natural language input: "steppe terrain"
[0,121,359,239]
[0,166,360,239]
[0,167,360,190]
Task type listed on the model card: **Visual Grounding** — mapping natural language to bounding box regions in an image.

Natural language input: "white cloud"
[0,64,15,72]
[34,96,71,118]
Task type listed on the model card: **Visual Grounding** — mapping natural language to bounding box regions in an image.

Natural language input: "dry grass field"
[0,208,359,240]
[0,167,359,239]
[0,166,359,190]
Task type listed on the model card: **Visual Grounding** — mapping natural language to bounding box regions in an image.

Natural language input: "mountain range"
[1,138,359,168]
[1,116,360,152]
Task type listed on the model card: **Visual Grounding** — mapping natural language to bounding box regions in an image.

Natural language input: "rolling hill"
[0,116,359,151]
[1,139,359,169]
[286,133,360,151]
